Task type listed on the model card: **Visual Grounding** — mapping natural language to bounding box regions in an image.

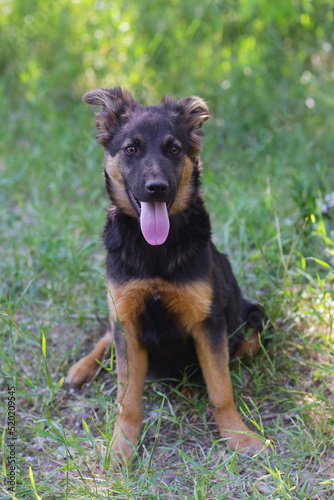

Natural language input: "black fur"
[103,194,211,283]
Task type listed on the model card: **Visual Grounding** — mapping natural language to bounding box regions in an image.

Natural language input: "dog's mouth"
[127,187,171,246]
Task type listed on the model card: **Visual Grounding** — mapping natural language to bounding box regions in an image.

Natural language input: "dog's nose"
[145,180,169,197]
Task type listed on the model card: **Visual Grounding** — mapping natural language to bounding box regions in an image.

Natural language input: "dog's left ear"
[83,87,137,147]
[177,96,210,127]
[173,96,210,154]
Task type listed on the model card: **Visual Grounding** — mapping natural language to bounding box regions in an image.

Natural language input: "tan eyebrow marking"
[132,134,145,144]
[122,134,145,148]
[161,135,181,148]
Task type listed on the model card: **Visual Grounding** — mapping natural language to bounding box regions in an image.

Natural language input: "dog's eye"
[126,146,137,154]
[170,146,180,154]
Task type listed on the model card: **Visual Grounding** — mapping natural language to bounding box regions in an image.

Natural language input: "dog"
[67,87,267,466]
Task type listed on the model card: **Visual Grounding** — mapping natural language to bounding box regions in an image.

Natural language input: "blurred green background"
[1,0,333,123]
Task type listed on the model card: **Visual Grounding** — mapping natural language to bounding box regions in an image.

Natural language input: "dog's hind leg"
[231,299,269,360]
[66,323,113,387]
[231,331,261,359]
[193,323,264,454]
[242,299,265,333]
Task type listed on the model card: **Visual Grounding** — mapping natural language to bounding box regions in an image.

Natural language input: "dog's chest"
[107,278,212,334]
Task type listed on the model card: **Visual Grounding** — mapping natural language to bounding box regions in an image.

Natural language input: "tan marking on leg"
[66,326,113,387]
[111,329,148,466]
[192,325,264,454]
[169,157,194,215]
[106,280,152,465]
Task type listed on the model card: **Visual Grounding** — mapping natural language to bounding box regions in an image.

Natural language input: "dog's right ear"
[83,87,137,147]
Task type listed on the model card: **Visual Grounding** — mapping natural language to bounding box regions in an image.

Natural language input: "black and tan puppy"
[67,87,266,465]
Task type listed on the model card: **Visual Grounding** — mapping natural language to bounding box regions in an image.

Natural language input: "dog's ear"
[177,96,210,128]
[83,87,136,147]
[174,96,209,154]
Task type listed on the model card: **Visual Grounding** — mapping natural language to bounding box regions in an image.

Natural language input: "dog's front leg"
[111,322,148,467]
[192,323,264,454]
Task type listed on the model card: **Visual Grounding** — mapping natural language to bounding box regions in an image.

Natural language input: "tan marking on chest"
[107,278,212,333]
[107,280,152,330]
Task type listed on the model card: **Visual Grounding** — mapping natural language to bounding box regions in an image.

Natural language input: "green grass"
[1,1,334,498]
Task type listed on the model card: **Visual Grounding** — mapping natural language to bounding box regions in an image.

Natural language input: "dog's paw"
[228,433,268,455]
[110,438,134,470]
[66,355,99,387]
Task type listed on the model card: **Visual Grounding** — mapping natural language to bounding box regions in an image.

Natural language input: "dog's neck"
[104,192,212,281]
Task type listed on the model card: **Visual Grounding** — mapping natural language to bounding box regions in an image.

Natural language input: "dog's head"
[83,87,209,245]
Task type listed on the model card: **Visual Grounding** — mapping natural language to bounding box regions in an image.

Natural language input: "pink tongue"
[140,202,170,245]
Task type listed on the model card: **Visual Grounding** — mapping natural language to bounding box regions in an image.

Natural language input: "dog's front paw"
[109,414,142,469]
[228,432,267,455]
[110,434,134,469]
[66,355,99,387]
